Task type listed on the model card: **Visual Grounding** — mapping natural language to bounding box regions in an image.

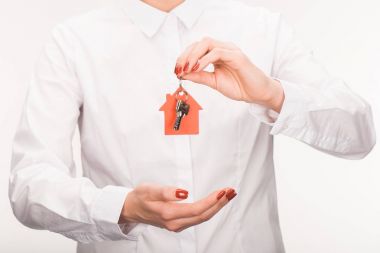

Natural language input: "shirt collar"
[121,0,217,37]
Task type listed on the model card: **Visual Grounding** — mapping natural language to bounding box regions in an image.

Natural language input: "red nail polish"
[175,189,188,199]
[174,66,179,75]
[183,62,189,72]
[177,66,182,75]
[192,62,200,71]
[217,190,226,200]
[226,189,236,201]
[228,192,237,201]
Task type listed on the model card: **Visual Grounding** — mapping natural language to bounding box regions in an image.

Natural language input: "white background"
[0,0,379,252]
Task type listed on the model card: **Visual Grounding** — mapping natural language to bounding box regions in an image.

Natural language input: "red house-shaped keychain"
[159,86,202,135]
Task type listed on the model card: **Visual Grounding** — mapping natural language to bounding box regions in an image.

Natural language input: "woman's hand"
[175,37,285,113]
[119,183,236,233]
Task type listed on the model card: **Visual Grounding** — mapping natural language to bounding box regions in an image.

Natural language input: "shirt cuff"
[248,103,279,125]
[248,78,307,135]
[91,185,147,241]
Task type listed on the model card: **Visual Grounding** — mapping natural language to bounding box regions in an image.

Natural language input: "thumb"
[164,186,189,201]
[181,70,217,90]
[148,184,189,201]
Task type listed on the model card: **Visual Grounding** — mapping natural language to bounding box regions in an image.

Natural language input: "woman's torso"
[69,0,285,252]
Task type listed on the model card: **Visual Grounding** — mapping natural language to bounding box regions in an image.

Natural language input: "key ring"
[176,77,188,101]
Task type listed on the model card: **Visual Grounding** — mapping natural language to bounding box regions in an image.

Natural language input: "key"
[173,99,190,131]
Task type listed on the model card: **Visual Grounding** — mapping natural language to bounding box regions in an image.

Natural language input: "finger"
[182,37,239,75]
[181,48,238,88]
[158,187,233,221]
[175,37,238,77]
[198,47,238,71]
[165,188,237,232]
[180,70,217,89]
[175,42,198,76]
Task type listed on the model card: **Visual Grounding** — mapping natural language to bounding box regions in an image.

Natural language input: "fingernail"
[226,189,236,201]
[177,66,182,75]
[175,189,188,199]
[228,192,237,201]
[192,62,200,71]
[174,65,179,75]
[183,61,189,72]
[217,190,226,200]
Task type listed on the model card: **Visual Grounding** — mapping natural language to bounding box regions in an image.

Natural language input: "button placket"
[162,13,197,253]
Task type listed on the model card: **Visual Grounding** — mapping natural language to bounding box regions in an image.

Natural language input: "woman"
[9,0,376,252]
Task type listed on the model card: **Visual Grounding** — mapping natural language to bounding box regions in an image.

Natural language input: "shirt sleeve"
[249,14,376,159]
[8,23,146,243]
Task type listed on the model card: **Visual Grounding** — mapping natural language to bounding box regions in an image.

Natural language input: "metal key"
[173,99,190,131]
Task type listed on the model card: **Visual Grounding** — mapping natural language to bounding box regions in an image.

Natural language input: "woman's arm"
[262,14,376,159]
[178,14,376,159]
[8,23,138,243]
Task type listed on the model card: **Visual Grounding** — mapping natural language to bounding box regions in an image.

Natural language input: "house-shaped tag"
[159,87,202,135]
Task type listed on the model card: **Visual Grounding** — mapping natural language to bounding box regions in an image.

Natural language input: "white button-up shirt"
[9,0,376,252]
